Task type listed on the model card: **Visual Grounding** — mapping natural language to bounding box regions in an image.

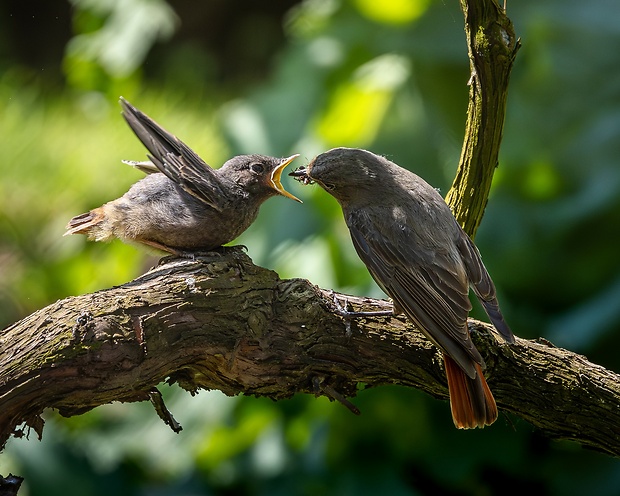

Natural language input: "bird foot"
[154,250,221,267]
[328,291,394,337]
[159,245,248,262]
[189,245,248,257]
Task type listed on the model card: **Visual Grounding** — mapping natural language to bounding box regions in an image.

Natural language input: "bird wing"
[457,232,514,343]
[121,160,160,174]
[120,98,225,212]
[347,210,482,378]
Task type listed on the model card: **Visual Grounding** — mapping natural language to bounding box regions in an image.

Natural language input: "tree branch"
[446,0,520,236]
[1,250,619,457]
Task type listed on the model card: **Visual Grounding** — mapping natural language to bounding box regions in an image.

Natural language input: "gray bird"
[290,147,514,428]
[65,98,301,254]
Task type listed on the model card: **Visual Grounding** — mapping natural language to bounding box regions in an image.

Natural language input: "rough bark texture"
[1,250,620,457]
[445,0,520,237]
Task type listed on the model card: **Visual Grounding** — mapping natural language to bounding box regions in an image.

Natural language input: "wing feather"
[348,212,482,377]
[120,98,225,211]
[457,232,514,342]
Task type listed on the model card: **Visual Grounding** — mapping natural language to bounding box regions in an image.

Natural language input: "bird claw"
[330,291,348,314]
[329,291,354,337]
[327,291,393,338]
[167,245,248,260]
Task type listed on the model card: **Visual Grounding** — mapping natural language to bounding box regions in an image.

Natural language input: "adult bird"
[290,147,514,428]
[65,98,301,254]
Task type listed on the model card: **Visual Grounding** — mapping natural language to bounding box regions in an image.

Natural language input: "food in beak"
[289,165,314,185]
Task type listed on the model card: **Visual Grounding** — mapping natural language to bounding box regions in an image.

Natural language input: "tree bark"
[445,0,520,237]
[1,250,620,457]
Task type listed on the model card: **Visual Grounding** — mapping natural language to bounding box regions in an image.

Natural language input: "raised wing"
[120,97,225,211]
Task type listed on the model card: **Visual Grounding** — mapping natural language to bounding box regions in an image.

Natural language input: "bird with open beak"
[290,147,514,429]
[65,98,301,255]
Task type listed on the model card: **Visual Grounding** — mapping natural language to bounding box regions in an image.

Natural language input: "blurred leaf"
[522,159,563,201]
[285,0,341,39]
[316,54,411,145]
[353,0,431,25]
[64,0,178,91]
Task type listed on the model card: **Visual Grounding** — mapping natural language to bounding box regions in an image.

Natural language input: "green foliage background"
[2,0,620,494]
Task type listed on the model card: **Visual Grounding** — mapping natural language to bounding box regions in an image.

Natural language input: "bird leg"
[328,291,394,337]
[153,245,249,265]
[175,245,248,258]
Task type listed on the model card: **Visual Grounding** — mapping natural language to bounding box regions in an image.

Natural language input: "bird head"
[224,154,302,203]
[289,147,382,203]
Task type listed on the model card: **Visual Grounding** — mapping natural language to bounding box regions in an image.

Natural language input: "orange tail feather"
[444,354,497,429]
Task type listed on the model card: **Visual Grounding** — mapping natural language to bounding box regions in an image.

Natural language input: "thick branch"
[446,0,520,236]
[1,251,619,457]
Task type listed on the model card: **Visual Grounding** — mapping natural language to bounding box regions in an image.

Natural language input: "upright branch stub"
[445,0,520,238]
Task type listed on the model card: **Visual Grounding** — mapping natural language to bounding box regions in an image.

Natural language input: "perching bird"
[290,147,514,428]
[65,98,301,254]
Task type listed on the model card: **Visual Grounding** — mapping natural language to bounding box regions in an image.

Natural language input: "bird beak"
[288,165,315,185]
[271,154,302,203]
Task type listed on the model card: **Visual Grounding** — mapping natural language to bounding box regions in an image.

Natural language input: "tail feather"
[444,354,497,429]
[64,208,105,237]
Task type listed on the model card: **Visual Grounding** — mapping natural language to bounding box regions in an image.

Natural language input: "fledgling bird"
[65,98,301,254]
[290,147,514,429]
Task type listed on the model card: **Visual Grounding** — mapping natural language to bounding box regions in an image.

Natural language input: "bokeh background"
[2,0,620,494]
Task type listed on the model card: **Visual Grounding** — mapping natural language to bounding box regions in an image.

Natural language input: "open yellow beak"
[270,154,302,203]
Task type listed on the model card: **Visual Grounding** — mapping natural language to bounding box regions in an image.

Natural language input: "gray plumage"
[65,98,300,254]
[290,147,514,428]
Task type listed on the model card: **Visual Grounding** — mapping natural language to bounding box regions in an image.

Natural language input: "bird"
[64,98,301,254]
[290,147,514,428]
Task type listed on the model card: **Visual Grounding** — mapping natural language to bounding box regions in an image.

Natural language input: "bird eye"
[250,163,264,173]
